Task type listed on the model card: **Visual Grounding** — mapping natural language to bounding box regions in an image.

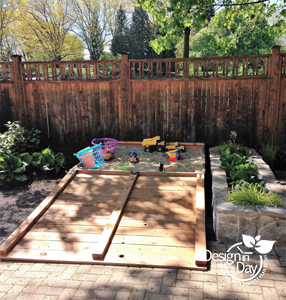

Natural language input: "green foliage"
[0,152,32,182]
[224,183,282,208]
[137,0,285,55]
[216,141,247,155]
[31,148,65,174]
[0,121,41,155]
[110,6,129,57]
[260,141,284,167]
[190,5,278,57]
[111,6,176,60]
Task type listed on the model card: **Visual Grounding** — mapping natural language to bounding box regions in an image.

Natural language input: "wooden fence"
[0,46,285,150]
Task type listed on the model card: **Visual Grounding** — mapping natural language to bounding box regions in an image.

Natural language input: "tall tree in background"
[127,6,155,59]
[19,0,74,61]
[137,0,286,56]
[189,6,277,58]
[110,6,129,56]
[70,0,132,60]
[0,0,19,60]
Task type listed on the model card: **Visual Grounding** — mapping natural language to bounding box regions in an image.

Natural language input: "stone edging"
[210,147,286,246]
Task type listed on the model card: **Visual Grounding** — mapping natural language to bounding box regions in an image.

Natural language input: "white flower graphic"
[242,234,275,254]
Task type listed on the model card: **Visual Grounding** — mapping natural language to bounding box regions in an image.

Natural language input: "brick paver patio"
[0,243,285,300]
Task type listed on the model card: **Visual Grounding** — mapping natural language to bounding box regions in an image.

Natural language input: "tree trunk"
[184,27,190,58]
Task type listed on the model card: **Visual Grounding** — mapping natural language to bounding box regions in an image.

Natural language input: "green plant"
[216,141,247,155]
[0,152,32,182]
[224,183,282,208]
[0,121,41,154]
[260,141,283,167]
[31,148,65,174]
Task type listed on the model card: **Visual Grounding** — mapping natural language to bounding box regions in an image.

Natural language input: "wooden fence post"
[119,52,131,140]
[12,55,26,126]
[268,45,282,144]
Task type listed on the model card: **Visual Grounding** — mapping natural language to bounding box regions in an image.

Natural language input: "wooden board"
[0,170,207,270]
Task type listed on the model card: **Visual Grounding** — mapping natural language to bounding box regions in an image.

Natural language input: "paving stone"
[11,265,33,277]
[262,287,279,300]
[275,281,286,296]
[34,286,63,296]
[28,264,46,272]
[41,265,67,273]
[15,294,46,300]
[161,287,188,296]
[123,276,149,285]
[88,289,117,299]
[4,277,32,286]
[256,279,275,287]
[41,273,61,287]
[203,282,218,299]
[248,294,265,300]
[0,285,13,293]
[2,285,25,300]
[146,278,162,293]
[73,281,93,298]
[72,273,98,281]
[59,266,78,280]
[58,288,77,300]
[177,270,190,280]
[218,291,249,299]
[138,270,164,278]
[53,279,81,289]
[115,291,131,300]
[217,276,232,291]
[0,264,20,271]
[22,272,49,279]
[130,284,147,300]
[175,280,203,290]
[0,271,14,283]
[187,290,204,300]
[22,279,44,294]
[75,265,92,274]
[105,282,134,292]
[162,273,176,287]
[232,284,262,294]
[191,273,217,282]
[93,275,111,289]
[109,271,126,283]
[145,293,173,300]
[42,296,58,300]
[174,296,188,300]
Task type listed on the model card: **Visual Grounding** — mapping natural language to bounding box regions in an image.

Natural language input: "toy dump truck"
[142,136,185,152]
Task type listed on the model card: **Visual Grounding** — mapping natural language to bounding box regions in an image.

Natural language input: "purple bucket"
[91,138,119,159]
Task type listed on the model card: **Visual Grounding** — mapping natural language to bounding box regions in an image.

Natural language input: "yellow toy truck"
[142,136,185,152]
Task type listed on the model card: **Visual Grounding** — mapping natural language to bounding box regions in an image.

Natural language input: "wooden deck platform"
[0,170,207,270]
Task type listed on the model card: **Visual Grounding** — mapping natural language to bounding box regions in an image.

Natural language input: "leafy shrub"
[224,183,282,208]
[0,121,41,154]
[216,141,247,155]
[32,148,65,174]
[0,152,32,182]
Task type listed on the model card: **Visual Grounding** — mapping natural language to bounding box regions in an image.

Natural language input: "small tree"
[110,6,129,56]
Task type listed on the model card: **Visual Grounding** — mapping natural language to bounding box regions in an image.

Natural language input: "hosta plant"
[0,152,32,182]
[32,148,65,174]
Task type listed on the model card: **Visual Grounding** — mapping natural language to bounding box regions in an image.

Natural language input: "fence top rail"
[0,62,13,65]
[129,54,271,63]
[20,59,121,65]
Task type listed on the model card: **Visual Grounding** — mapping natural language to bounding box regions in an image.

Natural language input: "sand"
[96,146,205,173]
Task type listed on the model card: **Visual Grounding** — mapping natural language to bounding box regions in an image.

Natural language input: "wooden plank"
[0,169,78,255]
[36,215,196,229]
[18,232,196,247]
[195,175,206,266]
[0,247,207,270]
[92,173,139,259]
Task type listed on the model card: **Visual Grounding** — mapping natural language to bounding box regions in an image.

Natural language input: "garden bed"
[210,147,286,246]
